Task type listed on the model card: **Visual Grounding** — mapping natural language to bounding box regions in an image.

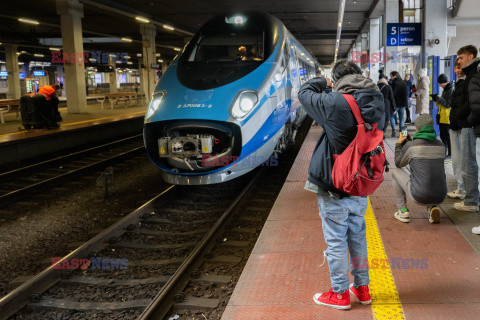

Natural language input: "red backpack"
[331,94,388,196]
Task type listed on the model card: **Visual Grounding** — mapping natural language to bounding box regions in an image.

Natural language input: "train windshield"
[186,32,265,63]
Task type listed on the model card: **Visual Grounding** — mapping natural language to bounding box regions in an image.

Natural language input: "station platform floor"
[223,125,480,320]
[0,102,147,143]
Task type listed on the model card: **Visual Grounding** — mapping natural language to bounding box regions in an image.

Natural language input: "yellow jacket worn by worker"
[433,82,453,124]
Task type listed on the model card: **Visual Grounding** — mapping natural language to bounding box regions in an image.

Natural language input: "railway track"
[0,119,312,320]
[0,134,145,208]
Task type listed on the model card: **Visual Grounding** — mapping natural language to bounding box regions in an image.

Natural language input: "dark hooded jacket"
[298,74,384,195]
[464,58,480,136]
[406,75,414,98]
[378,81,396,122]
[391,77,408,108]
[450,77,467,131]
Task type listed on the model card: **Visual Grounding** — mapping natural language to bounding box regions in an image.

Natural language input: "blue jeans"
[450,129,464,192]
[389,108,405,131]
[460,128,479,206]
[317,193,369,293]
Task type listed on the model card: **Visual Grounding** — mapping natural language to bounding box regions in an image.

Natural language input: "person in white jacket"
[415,68,430,115]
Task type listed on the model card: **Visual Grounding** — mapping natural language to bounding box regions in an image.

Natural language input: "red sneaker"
[349,283,371,304]
[313,288,351,310]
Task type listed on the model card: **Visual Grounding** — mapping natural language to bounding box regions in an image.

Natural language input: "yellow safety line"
[366,197,406,319]
[0,112,145,137]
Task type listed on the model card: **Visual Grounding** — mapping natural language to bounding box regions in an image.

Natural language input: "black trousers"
[405,106,411,121]
[439,124,451,157]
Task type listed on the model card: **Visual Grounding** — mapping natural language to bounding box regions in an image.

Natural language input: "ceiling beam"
[346,0,380,57]
[80,0,194,36]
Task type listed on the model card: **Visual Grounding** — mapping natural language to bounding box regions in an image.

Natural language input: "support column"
[5,45,21,99]
[140,24,157,98]
[385,0,399,74]
[424,0,448,74]
[361,33,369,76]
[369,18,381,82]
[355,40,362,64]
[109,57,118,93]
[56,0,87,113]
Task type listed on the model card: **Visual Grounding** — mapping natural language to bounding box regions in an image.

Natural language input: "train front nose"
[144,120,242,173]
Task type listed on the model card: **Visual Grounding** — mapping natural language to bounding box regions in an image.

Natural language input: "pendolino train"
[144,11,320,185]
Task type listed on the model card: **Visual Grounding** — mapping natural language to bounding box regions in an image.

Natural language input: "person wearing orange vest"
[37,84,59,101]
[38,84,62,122]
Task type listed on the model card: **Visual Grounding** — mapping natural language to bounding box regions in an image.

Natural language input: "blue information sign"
[33,70,46,76]
[387,23,422,46]
[0,71,8,77]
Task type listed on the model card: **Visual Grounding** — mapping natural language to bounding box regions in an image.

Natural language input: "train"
[143,11,321,185]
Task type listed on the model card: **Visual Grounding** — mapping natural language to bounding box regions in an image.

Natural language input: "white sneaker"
[453,202,479,212]
[473,225,480,235]
[447,190,465,200]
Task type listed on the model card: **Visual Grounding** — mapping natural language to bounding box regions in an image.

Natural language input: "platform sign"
[0,71,7,77]
[428,55,440,136]
[387,23,422,46]
[33,70,45,76]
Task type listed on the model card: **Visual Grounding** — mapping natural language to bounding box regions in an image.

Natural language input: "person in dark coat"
[447,58,467,201]
[378,76,397,137]
[453,45,480,215]
[298,59,384,310]
[432,74,453,157]
[390,71,408,136]
[405,74,414,123]
[456,45,480,234]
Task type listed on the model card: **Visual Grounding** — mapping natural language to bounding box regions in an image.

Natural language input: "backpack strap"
[342,94,364,125]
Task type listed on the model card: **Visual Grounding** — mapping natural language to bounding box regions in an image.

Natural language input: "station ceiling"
[0,0,379,66]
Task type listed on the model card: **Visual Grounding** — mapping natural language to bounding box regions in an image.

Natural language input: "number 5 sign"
[387,23,422,46]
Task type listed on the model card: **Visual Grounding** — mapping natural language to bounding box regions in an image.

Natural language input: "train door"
[274,42,289,125]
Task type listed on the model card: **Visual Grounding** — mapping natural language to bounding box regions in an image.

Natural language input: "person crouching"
[393,114,447,224]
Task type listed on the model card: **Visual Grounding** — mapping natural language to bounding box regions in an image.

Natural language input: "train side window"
[283,43,290,63]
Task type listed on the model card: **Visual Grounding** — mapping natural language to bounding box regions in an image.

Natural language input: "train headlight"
[145,91,166,122]
[230,90,258,119]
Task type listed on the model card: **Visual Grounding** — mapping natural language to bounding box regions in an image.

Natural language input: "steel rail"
[138,168,265,320]
[0,185,175,320]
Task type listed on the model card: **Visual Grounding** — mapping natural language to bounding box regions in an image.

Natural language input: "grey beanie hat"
[415,114,434,130]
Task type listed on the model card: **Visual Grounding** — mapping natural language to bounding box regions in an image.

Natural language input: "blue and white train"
[144,12,320,185]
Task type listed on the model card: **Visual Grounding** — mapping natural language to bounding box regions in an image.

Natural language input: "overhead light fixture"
[124,56,130,59]
[155,53,161,57]
[18,18,39,25]
[16,52,21,55]
[18,62,24,65]
[109,54,116,57]
[121,38,133,42]
[49,47,61,51]
[135,16,150,23]
[127,61,133,64]
[163,25,174,31]
[174,47,181,52]
[90,58,96,62]
[34,54,44,57]
[334,0,346,64]
[158,59,163,63]
[137,53,142,57]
